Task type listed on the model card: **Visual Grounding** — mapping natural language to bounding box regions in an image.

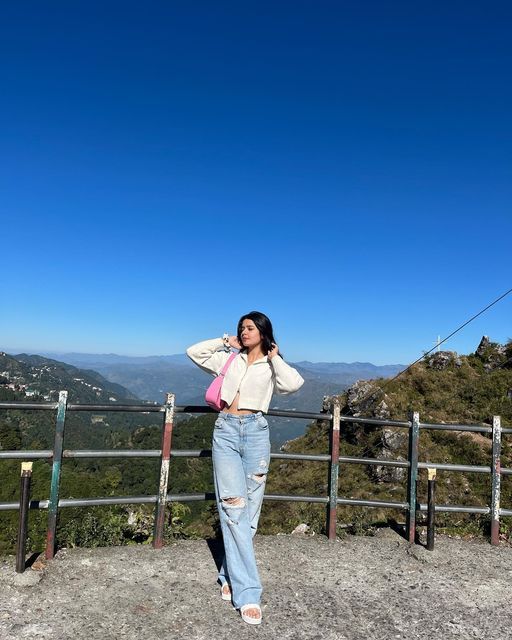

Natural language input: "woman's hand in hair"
[228,335,242,349]
[267,343,279,359]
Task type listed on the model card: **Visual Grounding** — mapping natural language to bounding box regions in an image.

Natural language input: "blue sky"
[1,2,511,365]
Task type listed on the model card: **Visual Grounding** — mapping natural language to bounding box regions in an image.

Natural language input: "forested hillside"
[260,337,512,539]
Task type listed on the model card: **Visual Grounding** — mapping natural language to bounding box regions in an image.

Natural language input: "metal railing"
[1,392,511,562]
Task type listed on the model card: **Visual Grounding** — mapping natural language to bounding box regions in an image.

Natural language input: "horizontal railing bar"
[0,496,160,510]
[67,404,162,412]
[0,401,331,421]
[0,402,58,410]
[418,503,490,514]
[339,456,410,468]
[0,450,53,459]
[270,452,330,462]
[418,462,491,473]
[178,405,330,420]
[0,494,506,518]
[266,409,331,420]
[175,406,216,414]
[337,498,409,509]
[420,423,492,433]
[169,450,211,458]
[0,500,48,510]
[63,450,161,458]
[263,493,329,503]
[2,401,511,432]
[339,416,410,427]
[168,493,216,502]
[59,495,158,507]
[0,449,503,475]
[172,451,331,462]
[167,493,330,504]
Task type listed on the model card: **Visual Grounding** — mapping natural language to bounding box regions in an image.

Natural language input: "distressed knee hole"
[252,474,266,484]
[221,496,245,508]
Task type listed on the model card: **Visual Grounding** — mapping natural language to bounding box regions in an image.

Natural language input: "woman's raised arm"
[186,337,231,376]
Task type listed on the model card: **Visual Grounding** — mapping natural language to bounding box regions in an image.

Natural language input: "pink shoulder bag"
[205,352,237,411]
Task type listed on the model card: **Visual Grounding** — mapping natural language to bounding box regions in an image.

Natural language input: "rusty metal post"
[491,415,501,546]
[406,411,419,544]
[327,397,341,540]
[153,393,175,548]
[46,390,68,559]
[426,467,436,551]
[16,462,33,573]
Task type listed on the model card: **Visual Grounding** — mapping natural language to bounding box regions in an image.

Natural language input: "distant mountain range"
[36,351,404,403]
[26,351,405,446]
[1,348,405,446]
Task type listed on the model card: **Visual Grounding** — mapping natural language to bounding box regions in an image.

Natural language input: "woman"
[186,311,304,625]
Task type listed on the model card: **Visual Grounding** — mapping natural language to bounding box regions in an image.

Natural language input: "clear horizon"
[2,3,511,366]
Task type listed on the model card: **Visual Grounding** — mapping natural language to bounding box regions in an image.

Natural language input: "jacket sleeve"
[186,338,231,376]
[270,356,305,394]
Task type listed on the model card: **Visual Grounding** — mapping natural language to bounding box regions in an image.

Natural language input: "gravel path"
[1,530,511,639]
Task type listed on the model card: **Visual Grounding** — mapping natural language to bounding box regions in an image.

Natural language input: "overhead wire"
[381,286,512,390]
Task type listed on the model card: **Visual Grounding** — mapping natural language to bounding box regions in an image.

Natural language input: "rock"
[368,426,408,483]
[426,351,462,370]
[476,336,491,357]
[374,399,390,420]
[291,523,310,535]
[30,558,47,571]
[381,427,407,450]
[475,335,506,369]
[11,570,43,587]
[346,380,385,417]
[370,452,408,483]
[374,527,404,541]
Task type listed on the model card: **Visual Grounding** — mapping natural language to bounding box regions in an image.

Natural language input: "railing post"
[46,390,68,559]
[491,415,501,546]
[426,467,436,551]
[327,397,341,540]
[406,410,419,544]
[16,462,33,572]
[153,392,175,548]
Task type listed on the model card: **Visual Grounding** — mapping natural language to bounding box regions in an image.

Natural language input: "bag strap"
[219,352,237,377]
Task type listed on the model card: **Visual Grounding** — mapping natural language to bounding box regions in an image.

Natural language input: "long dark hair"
[237,311,281,357]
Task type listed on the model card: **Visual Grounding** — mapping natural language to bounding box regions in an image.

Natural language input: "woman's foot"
[240,604,262,625]
[220,583,231,601]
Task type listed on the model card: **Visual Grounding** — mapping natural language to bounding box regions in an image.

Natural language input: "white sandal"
[220,583,231,601]
[240,603,262,625]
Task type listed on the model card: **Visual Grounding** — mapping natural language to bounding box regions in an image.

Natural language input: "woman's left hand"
[268,343,279,359]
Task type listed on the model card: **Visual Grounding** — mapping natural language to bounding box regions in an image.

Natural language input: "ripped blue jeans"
[212,411,271,609]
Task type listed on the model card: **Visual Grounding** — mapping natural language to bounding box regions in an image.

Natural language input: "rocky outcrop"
[345,380,390,419]
[325,382,406,483]
[425,351,462,370]
[369,427,408,483]
[475,336,506,370]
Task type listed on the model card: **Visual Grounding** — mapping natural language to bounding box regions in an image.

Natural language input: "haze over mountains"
[31,351,405,446]
[2,347,404,446]
[37,351,404,403]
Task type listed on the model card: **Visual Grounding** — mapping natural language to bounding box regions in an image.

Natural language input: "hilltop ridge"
[0,352,139,404]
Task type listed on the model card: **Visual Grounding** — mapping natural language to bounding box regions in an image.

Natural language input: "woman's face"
[240,319,263,350]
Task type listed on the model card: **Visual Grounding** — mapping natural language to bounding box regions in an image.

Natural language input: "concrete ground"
[1,530,511,640]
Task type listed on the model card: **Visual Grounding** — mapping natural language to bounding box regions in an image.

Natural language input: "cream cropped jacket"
[186,337,304,413]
